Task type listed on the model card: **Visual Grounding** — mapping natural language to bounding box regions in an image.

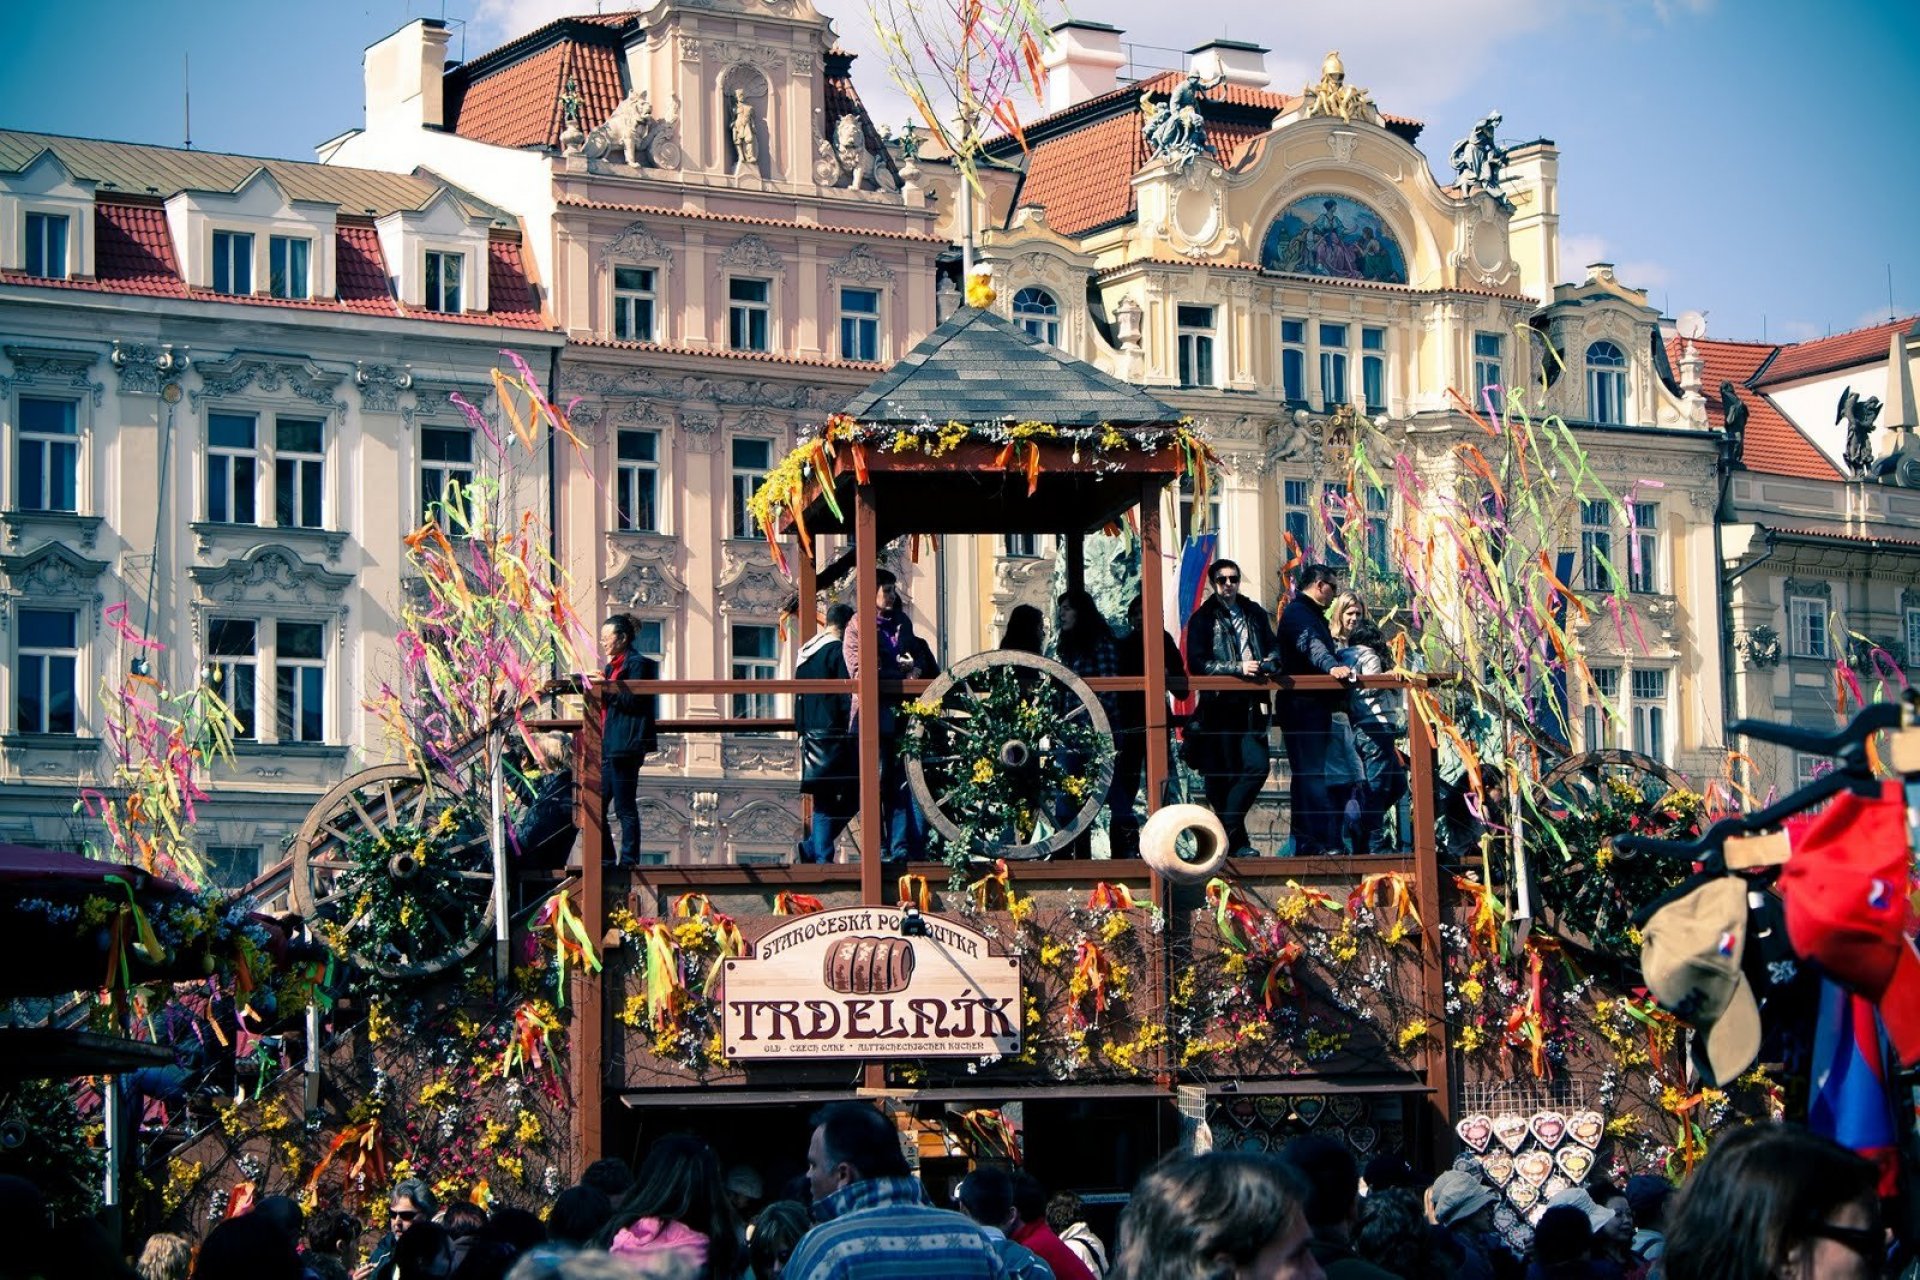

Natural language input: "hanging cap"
[1640,875,1761,1086]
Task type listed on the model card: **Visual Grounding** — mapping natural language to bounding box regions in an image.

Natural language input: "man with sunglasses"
[1183,558,1278,858]
[358,1179,436,1280]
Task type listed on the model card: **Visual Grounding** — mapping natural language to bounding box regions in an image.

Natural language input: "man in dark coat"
[796,603,857,863]
[599,614,660,867]
[1274,564,1356,855]
[1182,558,1277,857]
[1113,593,1188,857]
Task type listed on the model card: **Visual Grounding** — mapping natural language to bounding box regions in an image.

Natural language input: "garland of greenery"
[1533,779,1703,957]
[316,814,491,981]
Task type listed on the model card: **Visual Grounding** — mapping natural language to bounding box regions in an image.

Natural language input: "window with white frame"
[1628,501,1660,594]
[728,278,771,351]
[839,287,880,362]
[207,618,259,739]
[1474,332,1503,398]
[205,843,263,891]
[1319,322,1349,410]
[1361,327,1387,413]
[615,429,659,532]
[424,251,463,313]
[1788,594,1829,660]
[1579,499,1615,593]
[212,230,253,295]
[275,620,327,743]
[613,265,657,342]
[1583,665,1620,751]
[730,438,772,540]
[206,412,259,524]
[24,212,68,280]
[1322,481,1351,569]
[634,618,666,666]
[16,396,79,512]
[1003,533,1040,558]
[729,623,779,721]
[1177,305,1215,388]
[1284,478,1312,557]
[1630,667,1668,763]
[15,607,78,735]
[1013,288,1060,346]
[1587,340,1628,425]
[1364,485,1390,573]
[420,426,474,523]
[1178,475,1221,545]
[1907,606,1920,668]
[1281,318,1307,404]
[273,418,325,529]
[269,236,310,300]
[1794,752,1827,788]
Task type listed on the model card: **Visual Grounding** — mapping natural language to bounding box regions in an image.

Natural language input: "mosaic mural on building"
[1261,193,1409,283]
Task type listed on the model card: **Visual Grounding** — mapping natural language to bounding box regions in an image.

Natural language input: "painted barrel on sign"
[823,936,916,994]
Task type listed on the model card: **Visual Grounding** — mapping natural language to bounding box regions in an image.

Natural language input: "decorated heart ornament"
[1292,1096,1327,1128]
[1507,1182,1540,1212]
[1456,1114,1494,1153]
[1492,1114,1529,1154]
[1328,1096,1365,1127]
[1515,1152,1554,1187]
[1348,1124,1379,1154]
[1543,1175,1571,1200]
[1377,1122,1404,1154]
[1529,1111,1568,1149]
[1256,1097,1289,1126]
[1245,1130,1272,1152]
[1568,1111,1605,1150]
[1556,1146,1595,1183]
[1477,1151,1515,1187]
[1228,1099,1257,1129]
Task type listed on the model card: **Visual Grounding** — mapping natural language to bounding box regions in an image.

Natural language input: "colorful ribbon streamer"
[773,892,825,916]
[1087,882,1136,911]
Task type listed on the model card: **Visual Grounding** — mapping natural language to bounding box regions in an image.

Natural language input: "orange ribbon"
[306,1119,386,1194]
[1347,872,1422,938]
[1088,882,1136,911]
[1071,941,1111,1028]
[968,859,1013,911]
[1451,875,1504,957]
[774,892,825,916]
[1205,877,1267,954]
[671,893,713,919]
[897,875,931,912]
[1260,941,1305,1012]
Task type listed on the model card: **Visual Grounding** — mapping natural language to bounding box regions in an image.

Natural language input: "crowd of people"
[17,1114,1887,1279]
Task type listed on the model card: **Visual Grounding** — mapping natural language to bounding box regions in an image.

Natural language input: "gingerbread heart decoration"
[1543,1175,1571,1200]
[1328,1096,1365,1127]
[1348,1124,1379,1154]
[1256,1097,1289,1126]
[1293,1096,1327,1128]
[1515,1151,1553,1188]
[1568,1111,1605,1151]
[1228,1099,1257,1129]
[1556,1146,1594,1183]
[1492,1114,1529,1154]
[1507,1182,1540,1212]
[1456,1114,1494,1152]
[1477,1151,1515,1187]
[1377,1122,1405,1155]
[1529,1111,1568,1149]
[1245,1130,1272,1152]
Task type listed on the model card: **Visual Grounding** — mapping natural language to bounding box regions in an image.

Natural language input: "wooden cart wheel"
[1540,748,1688,819]
[290,763,497,979]
[1535,747,1693,953]
[904,650,1114,861]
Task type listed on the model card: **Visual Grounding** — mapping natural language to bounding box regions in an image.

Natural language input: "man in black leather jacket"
[1182,558,1277,857]
[1275,564,1357,855]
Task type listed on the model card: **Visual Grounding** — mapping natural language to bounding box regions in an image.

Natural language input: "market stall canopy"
[0,843,199,1000]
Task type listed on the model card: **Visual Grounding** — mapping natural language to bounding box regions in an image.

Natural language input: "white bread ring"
[1139,804,1231,883]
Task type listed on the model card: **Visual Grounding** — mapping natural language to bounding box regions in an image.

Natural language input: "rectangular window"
[730,437,772,540]
[1361,326,1386,413]
[1794,752,1827,788]
[268,236,310,300]
[1628,502,1659,594]
[1589,367,1628,425]
[1474,332,1503,399]
[1789,595,1829,660]
[1003,533,1039,558]
[1178,475,1221,545]
[424,251,463,313]
[23,212,68,280]
[1176,305,1215,388]
[16,608,77,735]
[273,417,325,529]
[615,429,660,532]
[1322,481,1351,569]
[1907,607,1920,668]
[420,427,474,523]
[205,844,262,891]
[728,277,771,352]
[1319,322,1349,410]
[635,618,665,665]
[1583,665,1620,751]
[212,230,253,295]
[16,396,79,512]
[275,621,326,743]
[1631,667,1668,763]
[208,618,258,740]
[206,412,259,525]
[839,287,881,362]
[1364,485,1390,573]
[729,623,779,721]
[1579,499,1614,593]
[1281,318,1306,404]
[613,265,657,342]
[1284,477,1312,557]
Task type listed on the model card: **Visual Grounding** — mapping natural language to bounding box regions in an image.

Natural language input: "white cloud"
[464,0,602,49]
[1556,230,1667,293]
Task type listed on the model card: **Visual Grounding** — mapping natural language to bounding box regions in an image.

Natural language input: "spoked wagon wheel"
[290,763,497,979]
[904,651,1114,861]
[1534,747,1694,955]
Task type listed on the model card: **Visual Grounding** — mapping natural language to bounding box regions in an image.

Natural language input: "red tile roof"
[1752,316,1917,387]
[553,197,945,242]
[335,219,399,315]
[93,199,187,296]
[1768,526,1920,551]
[569,336,885,372]
[448,19,634,150]
[1669,335,1841,482]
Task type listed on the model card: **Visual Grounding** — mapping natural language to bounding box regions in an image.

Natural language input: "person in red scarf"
[600,614,660,867]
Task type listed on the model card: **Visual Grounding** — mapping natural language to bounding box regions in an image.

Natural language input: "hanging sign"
[721,907,1021,1060]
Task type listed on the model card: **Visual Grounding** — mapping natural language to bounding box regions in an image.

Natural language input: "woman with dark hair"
[600,1133,743,1279]
[1111,1152,1325,1280]
[999,605,1046,654]
[1339,619,1405,853]
[1354,1188,1450,1279]
[599,613,660,868]
[192,1215,301,1280]
[747,1201,810,1278]
[1051,590,1122,858]
[1662,1124,1882,1280]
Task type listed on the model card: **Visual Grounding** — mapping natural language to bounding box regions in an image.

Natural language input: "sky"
[3,0,1916,345]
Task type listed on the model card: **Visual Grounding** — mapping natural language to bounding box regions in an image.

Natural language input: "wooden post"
[854,489,883,908]
[571,682,607,1167]
[1139,479,1169,903]
[796,541,817,646]
[1406,702,1452,1175]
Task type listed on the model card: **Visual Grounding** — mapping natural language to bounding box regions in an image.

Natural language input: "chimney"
[1188,39,1269,90]
[1042,21,1126,113]
[364,19,452,133]
[1884,330,1916,432]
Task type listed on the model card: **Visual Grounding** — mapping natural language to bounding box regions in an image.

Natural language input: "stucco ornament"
[1302,51,1378,126]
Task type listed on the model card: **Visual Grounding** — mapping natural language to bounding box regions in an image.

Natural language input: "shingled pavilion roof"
[841,305,1179,425]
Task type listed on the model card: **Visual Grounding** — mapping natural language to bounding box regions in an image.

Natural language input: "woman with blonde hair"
[136,1232,194,1280]
[1111,1153,1324,1280]
[1326,592,1367,645]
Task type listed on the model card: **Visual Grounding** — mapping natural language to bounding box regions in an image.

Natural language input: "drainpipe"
[1720,518,1778,797]
[546,344,564,680]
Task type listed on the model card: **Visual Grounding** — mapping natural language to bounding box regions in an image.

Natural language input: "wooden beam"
[1405,705,1451,1176]
[854,488,883,909]
[571,682,607,1168]
[1138,478,1170,878]
[796,540,818,646]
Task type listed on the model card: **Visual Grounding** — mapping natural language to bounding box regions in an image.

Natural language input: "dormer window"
[269,236,311,300]
[1587,340,1629,425]
[424,250,463,313]
[213,231,253,295]
[23,213,68,280]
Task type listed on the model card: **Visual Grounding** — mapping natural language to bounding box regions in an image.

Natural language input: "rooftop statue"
[1141,67,1218,169]
[1837,385,1883,478]
[1302,51,1378,125]
[586,88,680,168]
[1450,111,1511,205]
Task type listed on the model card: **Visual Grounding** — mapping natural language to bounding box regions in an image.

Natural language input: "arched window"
[1012,287,1060,346]
[1586,340,1629,425]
